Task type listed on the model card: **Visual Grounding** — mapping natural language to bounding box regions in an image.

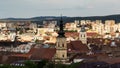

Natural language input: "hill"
[1,14,120,25]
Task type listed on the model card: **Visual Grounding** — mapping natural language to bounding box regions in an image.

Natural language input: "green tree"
[24,60,37,68]
[55,63,69,68]
[43,62,55,68]
[37,60,48,68]
[0,64,11,68]
[67,62,81,68]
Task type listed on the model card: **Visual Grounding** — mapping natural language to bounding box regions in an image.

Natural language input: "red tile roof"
[87,38,104,44]
[67,40,89,53]
[29,48,56,60]
[101,57,120,64]
[65,32,79,37]
[87,32,98,37]
[65,32,98,38]
[10,54,31,58]
[6,47,56,63]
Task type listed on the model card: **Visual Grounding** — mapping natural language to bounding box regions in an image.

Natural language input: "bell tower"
[55,16,68,63]
[79,25,87,44]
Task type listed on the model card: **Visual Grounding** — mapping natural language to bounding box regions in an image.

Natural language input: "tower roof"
[80,25,86,32]
[58,16,65,37]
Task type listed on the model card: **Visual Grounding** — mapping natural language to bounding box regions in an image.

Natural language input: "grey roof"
[80,25,86,32]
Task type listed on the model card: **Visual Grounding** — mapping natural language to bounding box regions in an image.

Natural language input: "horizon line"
[1,13,120,19]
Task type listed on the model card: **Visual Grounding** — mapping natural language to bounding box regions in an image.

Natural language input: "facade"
[65,23,77,30]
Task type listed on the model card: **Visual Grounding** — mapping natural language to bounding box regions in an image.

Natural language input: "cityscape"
[1,0,120,68]
[0,16,119,68]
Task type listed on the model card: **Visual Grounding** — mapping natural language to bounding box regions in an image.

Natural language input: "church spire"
[58,15,65,37]
[55,15,68,63]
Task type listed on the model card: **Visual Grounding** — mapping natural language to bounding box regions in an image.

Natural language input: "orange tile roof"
[87,32,98,37]
[65,32,98,38]
[65,32,79,37]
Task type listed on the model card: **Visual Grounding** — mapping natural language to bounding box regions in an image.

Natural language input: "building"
[79,25,87,44]
[43,20,57,28]
[54,17,68,63]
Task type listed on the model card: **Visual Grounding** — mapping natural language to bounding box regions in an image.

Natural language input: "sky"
[0,0,120,18]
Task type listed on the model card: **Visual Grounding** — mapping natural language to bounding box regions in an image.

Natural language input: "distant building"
[43,20,57,28]
[65,22,77,30]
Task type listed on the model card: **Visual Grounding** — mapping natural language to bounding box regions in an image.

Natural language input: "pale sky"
[0,0,120,18]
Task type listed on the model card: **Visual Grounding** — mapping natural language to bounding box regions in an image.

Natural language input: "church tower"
[55,16,68,63]
[79,25,87,44]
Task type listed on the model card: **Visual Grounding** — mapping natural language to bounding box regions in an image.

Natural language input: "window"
[84,34,86,37]
[81,34,82,37]
[62,44,64,47]
[62,54,64,58]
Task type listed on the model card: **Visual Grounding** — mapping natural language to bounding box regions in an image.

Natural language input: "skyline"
[0,0,120,18]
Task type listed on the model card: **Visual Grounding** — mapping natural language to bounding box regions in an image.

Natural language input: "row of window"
[81,34,86,38]
[57,44,65,47]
